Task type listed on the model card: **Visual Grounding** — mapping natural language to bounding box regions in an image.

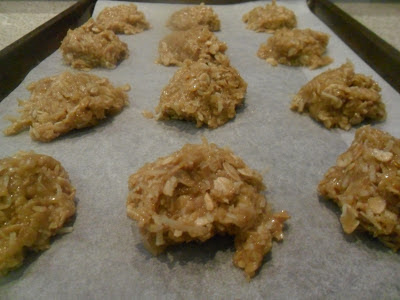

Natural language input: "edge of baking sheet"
[0,0,399,102]
[308,0,400,93]
[0,0,97,101]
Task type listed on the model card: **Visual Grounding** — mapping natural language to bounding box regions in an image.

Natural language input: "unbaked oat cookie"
[4,72,130,142]
[167,3,220,31]
[157,26,228,66]
[242,0,296,33]
[319,126,400,251]
[291,62,386,130]
[60,19,128,70]
[0,151,76,276]
[257,28,332,69]
[96,4,150,35]
[127,139,289,278]
[155,60,247,128]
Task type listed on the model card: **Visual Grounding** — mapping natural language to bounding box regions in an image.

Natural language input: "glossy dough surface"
[0,152,76,276]
[291,61,386,130]
[319,126,400,251]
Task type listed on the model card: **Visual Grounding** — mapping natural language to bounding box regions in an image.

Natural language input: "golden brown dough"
[0,151,76,276]
[242,0,296,32]
[96,4,150,35]
[4,72,130,142]
[157,26,228,66]
[291,61,386,130]
[257,28,332,69]
[127,139,289,278]
[60,19,128,70]
[155,60,247,128]
[319,126,400,251]
[167,3,220,31]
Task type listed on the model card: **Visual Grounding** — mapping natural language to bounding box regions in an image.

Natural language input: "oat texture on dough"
[242,0,296,32]
[155,60,247,128]
[96,4,150,35]
[127,139,289,278]
[319,126,400,251]
[0,151,76,276]
[60,19,128,70]
[157,26,228,66]
[291,61,386,130]
[167,3,220,31]
[257,28,332,69]
[4,72,130,142]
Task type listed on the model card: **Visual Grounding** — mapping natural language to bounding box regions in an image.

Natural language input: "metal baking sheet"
[1,1,399,298]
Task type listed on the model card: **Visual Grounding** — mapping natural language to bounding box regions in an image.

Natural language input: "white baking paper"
[1,1,399,299]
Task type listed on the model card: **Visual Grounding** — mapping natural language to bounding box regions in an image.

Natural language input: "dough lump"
[4,72,130,142]
[127,139,289,278]
[319,126,400,251]
[155,60,247,128]
[257,28,332,69]
[242,0,296,32]
[167,3,220,31]
[157,26,228,66]
[60,19,128,70]
[0,151,76,276]
[96,4,150,35]
[291,61,386,130]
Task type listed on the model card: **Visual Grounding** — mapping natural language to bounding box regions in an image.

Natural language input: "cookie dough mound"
[257,28,332,69]
[319,126,400,251]
[96,4,150,35]
[60,19,128,70]
[291,62,386,130]
[157,26,228,66]
[167,3,220,31]
[242,0,296,32]
[0,151,76,276]
[4,72,130,142]
[155,60,247,128]
[127,139,289,278]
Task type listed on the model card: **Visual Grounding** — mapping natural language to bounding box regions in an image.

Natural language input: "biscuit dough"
[157,26,228,66]
[291,61,386,130]
[242,0,296,32]
[60,19,128,70]
[155,60,247,128]
[127,139,289,278]
[96,4,150,35]
[167,3,220,31]
[319,126,400,251]
[4,72,130,142]
[0,151,76,276]
[257,28,332,69]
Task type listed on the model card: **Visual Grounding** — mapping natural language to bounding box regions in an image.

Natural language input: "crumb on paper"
[4,72,130,142]
[291,61,386,130]
[319,126,400,251]
[127,138,289,278]
[257,28,332,69]
[0,151,76,276]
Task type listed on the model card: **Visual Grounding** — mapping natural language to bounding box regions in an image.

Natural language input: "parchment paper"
[1,1,399,299]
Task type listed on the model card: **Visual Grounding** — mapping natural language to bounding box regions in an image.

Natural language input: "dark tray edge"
[308,0,400,93]
[0,0,97,101]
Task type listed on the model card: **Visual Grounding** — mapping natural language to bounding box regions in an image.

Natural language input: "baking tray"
[0,1,399,299]
[0,0,399,101]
